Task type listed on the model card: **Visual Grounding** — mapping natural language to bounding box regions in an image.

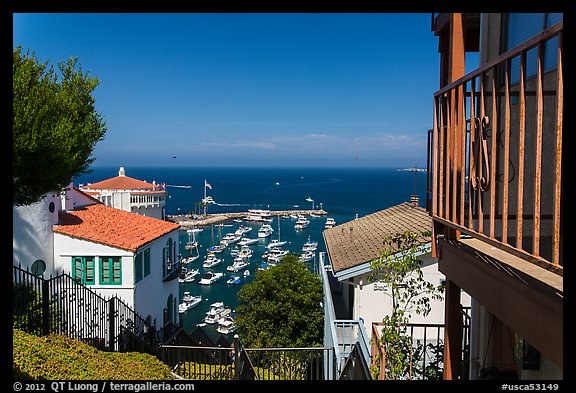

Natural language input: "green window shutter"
[135,252,143,282]
[112,257,122,284]
[144,248,151,276]
[72,257,83,282]
[85,257,95,285]
[100,257,122,285]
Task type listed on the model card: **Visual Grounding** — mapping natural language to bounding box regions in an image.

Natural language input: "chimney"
[410,194,419,206]
[119,167,125,177]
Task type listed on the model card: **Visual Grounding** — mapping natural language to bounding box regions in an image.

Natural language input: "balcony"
[162,257,181,282]
[426,21,563,276]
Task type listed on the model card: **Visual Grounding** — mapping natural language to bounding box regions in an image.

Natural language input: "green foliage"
[369,230,444,380]
[13,329,173,380]
[13,45,107,206]
[235,254,324,348]
[13,283,61,336]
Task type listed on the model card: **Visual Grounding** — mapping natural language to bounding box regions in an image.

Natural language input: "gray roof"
[323,202,432,274]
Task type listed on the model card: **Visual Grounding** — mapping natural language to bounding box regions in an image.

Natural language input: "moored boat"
[257,223,274,238]
[198,271,224,285]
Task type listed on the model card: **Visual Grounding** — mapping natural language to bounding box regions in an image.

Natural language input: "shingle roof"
[53,203,180,252]
[323,202,432,274]
[82,175,160,191]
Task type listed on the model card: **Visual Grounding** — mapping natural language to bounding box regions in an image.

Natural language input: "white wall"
[134,231,180,326]
[351,253,471,337]
[53,233,136,306]
[53,230,180,327]
[13,193,61,275]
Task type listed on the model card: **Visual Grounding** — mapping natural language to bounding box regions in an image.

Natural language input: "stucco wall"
[351,253,471,337]
[13,193,61,275]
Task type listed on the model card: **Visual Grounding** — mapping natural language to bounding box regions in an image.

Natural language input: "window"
[144,248,151,276]
[100,256,122,285]
[135,248,151,282]
[72,256,95,285]
[31,259,46,276]
[506,13,563,84]
[135,252,143,282]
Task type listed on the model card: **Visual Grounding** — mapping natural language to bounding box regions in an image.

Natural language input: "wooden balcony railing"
[428,21,563,275]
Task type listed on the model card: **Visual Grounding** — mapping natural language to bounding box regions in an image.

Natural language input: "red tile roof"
[54,203,180,252]
[82,175,160,191]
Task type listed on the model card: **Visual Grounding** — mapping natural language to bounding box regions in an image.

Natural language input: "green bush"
[13,329,173,380]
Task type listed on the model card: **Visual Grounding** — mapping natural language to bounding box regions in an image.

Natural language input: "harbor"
[167,208,328,227]
[174,209,330,342]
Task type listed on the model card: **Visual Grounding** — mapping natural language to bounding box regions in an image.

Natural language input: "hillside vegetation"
[13,329,173,380]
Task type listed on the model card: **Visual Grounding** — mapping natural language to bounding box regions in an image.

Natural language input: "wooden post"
[443,279,463,380]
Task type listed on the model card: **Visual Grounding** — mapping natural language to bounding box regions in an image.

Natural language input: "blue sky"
[13,13,474,168]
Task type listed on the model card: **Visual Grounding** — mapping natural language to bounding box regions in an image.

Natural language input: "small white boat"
[300,251,315,262]
[267,239,288,249]
[179,268,200,283]
[221,233,241,247]
[207,245,224,253]
[181,254,199,264]
[203,254,222,268]
[179,293,202,313]
[198,271,224,285]
[234,225,252,236]
[257,224,274,238]
[268,249,289,263]
[227,258,249,272]
[204,302,230,324]
[227,275,241,285]
[302,236,318,252]
[243,269,251,277]
[238,237,258,246]
[217,316,238,335]
[294,216,310,230]
[324,217,336,229]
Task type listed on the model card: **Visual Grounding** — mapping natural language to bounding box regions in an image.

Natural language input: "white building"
[323,199,471,337]
[80,167,167,220]
[13,183,181,329]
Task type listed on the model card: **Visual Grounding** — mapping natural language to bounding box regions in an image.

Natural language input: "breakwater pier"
[167,209,328,227]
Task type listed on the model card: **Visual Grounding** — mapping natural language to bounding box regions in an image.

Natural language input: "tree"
[235,254,324,348]
[369,230,444,379]
[13,46,107,206]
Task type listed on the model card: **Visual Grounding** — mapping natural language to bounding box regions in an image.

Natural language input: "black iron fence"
[162,335,334,380]
[12,264,161,354]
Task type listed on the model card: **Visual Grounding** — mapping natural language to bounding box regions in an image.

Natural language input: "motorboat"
[267,248,289,263]
[179,268,200,283]
[207,245,224,253]
[236,245,253,259]
[227,275,241,285]
[217,315,238,335]
[179,293,202,313]
[220,233,241,247]
[203,254,222,268]
[227,258,249,272]
[181,254,199,264]
[294,216,310,230]
[234,225,252,236]
[238,237,258,246]
[324,217,336,229]
[302,236,318,252]
[204,302,230,324]
[267,239,287,249]
[198,271,224,285]
[300,251,315,262]
[257,224,274,238]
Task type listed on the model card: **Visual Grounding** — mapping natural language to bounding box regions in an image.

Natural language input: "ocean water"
[76,166,428,339]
